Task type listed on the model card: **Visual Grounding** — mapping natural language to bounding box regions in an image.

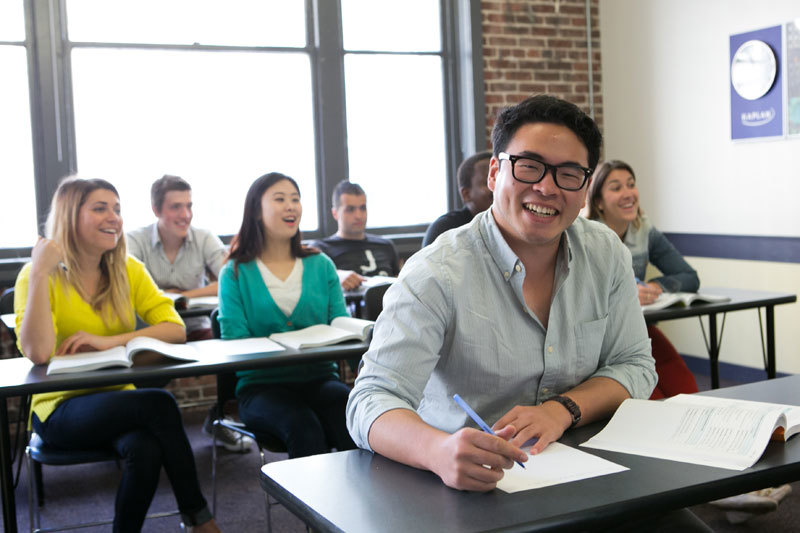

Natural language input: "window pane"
[71,48,318,234]
[0,1,25,41]
[0,46,37,248]
[345,54,446,227]
[66,0,306,48]
[342,0,441,52]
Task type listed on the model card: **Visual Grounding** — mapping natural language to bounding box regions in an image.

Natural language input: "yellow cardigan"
[14,256,184,423]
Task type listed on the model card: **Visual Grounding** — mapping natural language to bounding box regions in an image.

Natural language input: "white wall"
[600,0,800,374]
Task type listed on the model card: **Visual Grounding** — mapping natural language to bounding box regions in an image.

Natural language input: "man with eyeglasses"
[345,95,707,529]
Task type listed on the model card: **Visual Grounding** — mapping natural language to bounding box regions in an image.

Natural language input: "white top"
[256,258,303,317]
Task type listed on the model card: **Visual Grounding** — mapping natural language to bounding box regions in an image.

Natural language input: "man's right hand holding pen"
[635,276,662,306]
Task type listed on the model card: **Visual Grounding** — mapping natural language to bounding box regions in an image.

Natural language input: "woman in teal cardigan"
[218,172,356,457]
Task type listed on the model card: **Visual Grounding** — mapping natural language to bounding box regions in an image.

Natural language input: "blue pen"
[634,276,646,286]
[453,394,526,469]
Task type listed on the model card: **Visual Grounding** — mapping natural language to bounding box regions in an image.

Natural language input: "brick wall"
[481,0,602,147]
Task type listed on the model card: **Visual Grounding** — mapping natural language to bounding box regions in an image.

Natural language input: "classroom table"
[642,287,796,389]
[260,375,800,533]
[0,339,369,533]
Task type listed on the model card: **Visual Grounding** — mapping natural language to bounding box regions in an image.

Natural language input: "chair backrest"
[0,287,14,315]
[363,283,391,321]
[209,307,237,405]
[210,307,221,339]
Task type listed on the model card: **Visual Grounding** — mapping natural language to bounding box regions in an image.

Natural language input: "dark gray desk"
[643,287,796,388]
[0,340,369,533]
[260,375,800,533]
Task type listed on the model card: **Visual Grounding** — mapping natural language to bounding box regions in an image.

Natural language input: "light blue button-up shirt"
[347,210,656,451]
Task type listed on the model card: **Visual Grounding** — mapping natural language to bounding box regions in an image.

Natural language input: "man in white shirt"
[127,175,252,453]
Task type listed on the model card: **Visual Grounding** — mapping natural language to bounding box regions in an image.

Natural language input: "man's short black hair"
[332,179,366,210]
[491,95,603,170]
[457,151,492,190]
[151,174,191,213]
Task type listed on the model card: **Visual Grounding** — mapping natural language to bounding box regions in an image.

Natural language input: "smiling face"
[260,178,302,243]
[488,122,590,255]
[596,169,639,234]
[155,189,193,241]
[333,193,367,240]
[76,188,122,257]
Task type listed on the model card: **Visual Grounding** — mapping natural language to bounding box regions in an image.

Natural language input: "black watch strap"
[548,395,581,427]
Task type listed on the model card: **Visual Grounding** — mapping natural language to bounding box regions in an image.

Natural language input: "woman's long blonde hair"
[46,177,132,328]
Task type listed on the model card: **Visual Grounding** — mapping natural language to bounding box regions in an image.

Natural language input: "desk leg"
[766,306,776,379]
[0,397,18,533]
[708,314,719,389]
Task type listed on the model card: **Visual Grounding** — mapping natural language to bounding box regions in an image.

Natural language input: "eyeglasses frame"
[497,152,593,191]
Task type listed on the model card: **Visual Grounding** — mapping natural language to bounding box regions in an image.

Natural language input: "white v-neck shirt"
[256,258,304,317]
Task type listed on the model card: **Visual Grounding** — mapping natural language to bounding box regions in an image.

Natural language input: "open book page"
[188,337,284,359]
[47,346,130,375]
[361,276,396,288]
[1,313,15,331]
[186,295,219,308]
[642,291,731,312]
[496,442,627,493]
[269,325,362,349]
[581,398,790,470]
[667,394,800,441]
[125,336,199,362]
[329,316,375,337]
[46,337,200,375]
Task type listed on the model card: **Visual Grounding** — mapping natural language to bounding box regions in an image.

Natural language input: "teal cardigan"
[218,253,348,394]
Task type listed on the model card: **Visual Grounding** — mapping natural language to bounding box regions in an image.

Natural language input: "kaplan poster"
[730,25,783,140]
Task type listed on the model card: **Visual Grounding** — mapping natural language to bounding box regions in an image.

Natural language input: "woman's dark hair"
[227,172,318,273]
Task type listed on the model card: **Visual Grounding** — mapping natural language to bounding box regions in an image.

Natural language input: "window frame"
[1,0,485,276]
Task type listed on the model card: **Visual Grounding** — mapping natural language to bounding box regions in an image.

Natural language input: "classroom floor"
[8,373,800,532]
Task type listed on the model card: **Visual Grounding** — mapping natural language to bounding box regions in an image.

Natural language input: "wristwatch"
[547,395,581,427]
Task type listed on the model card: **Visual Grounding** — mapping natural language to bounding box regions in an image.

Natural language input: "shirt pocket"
[574,314,608,372]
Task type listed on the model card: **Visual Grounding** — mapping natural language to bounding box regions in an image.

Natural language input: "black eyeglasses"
[498,152,592,191]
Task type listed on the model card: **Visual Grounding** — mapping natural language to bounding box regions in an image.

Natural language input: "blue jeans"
[32,388,212,532]
[237,378,356,458]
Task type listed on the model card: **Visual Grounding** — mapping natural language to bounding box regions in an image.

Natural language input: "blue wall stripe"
[664,233,800,264]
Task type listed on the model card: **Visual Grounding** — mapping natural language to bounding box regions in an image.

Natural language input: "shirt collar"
[149,222,193,249]
[479,209,573,283]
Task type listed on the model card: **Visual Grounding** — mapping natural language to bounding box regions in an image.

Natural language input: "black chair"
[209,308,288,533]
[25,434,180,532]
[363,282,391,321]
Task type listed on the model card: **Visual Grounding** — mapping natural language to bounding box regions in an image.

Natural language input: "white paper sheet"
[496,442,628,493]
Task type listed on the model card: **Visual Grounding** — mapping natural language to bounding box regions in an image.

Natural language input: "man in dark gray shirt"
[312,180,400,290]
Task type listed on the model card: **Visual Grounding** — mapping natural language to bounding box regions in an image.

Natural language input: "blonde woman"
[15,177,219,533]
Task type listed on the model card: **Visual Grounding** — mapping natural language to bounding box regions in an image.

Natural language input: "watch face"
[731,39,778,100]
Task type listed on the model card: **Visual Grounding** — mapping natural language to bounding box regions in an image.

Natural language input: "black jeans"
[33,388,212,532]
[237,378,356,458]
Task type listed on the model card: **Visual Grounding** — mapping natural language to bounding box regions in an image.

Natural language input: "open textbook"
[268,316,375,349]
[581,394,800,470]
[641,291,730,312]
[46,336,285,375]
[163,293,219,310]
[47,336,199,375]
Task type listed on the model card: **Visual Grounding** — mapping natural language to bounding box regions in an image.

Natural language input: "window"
[342,0,447,227]
[0,1,37,248]
[67,0,317,233]
[2,0,483,262]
